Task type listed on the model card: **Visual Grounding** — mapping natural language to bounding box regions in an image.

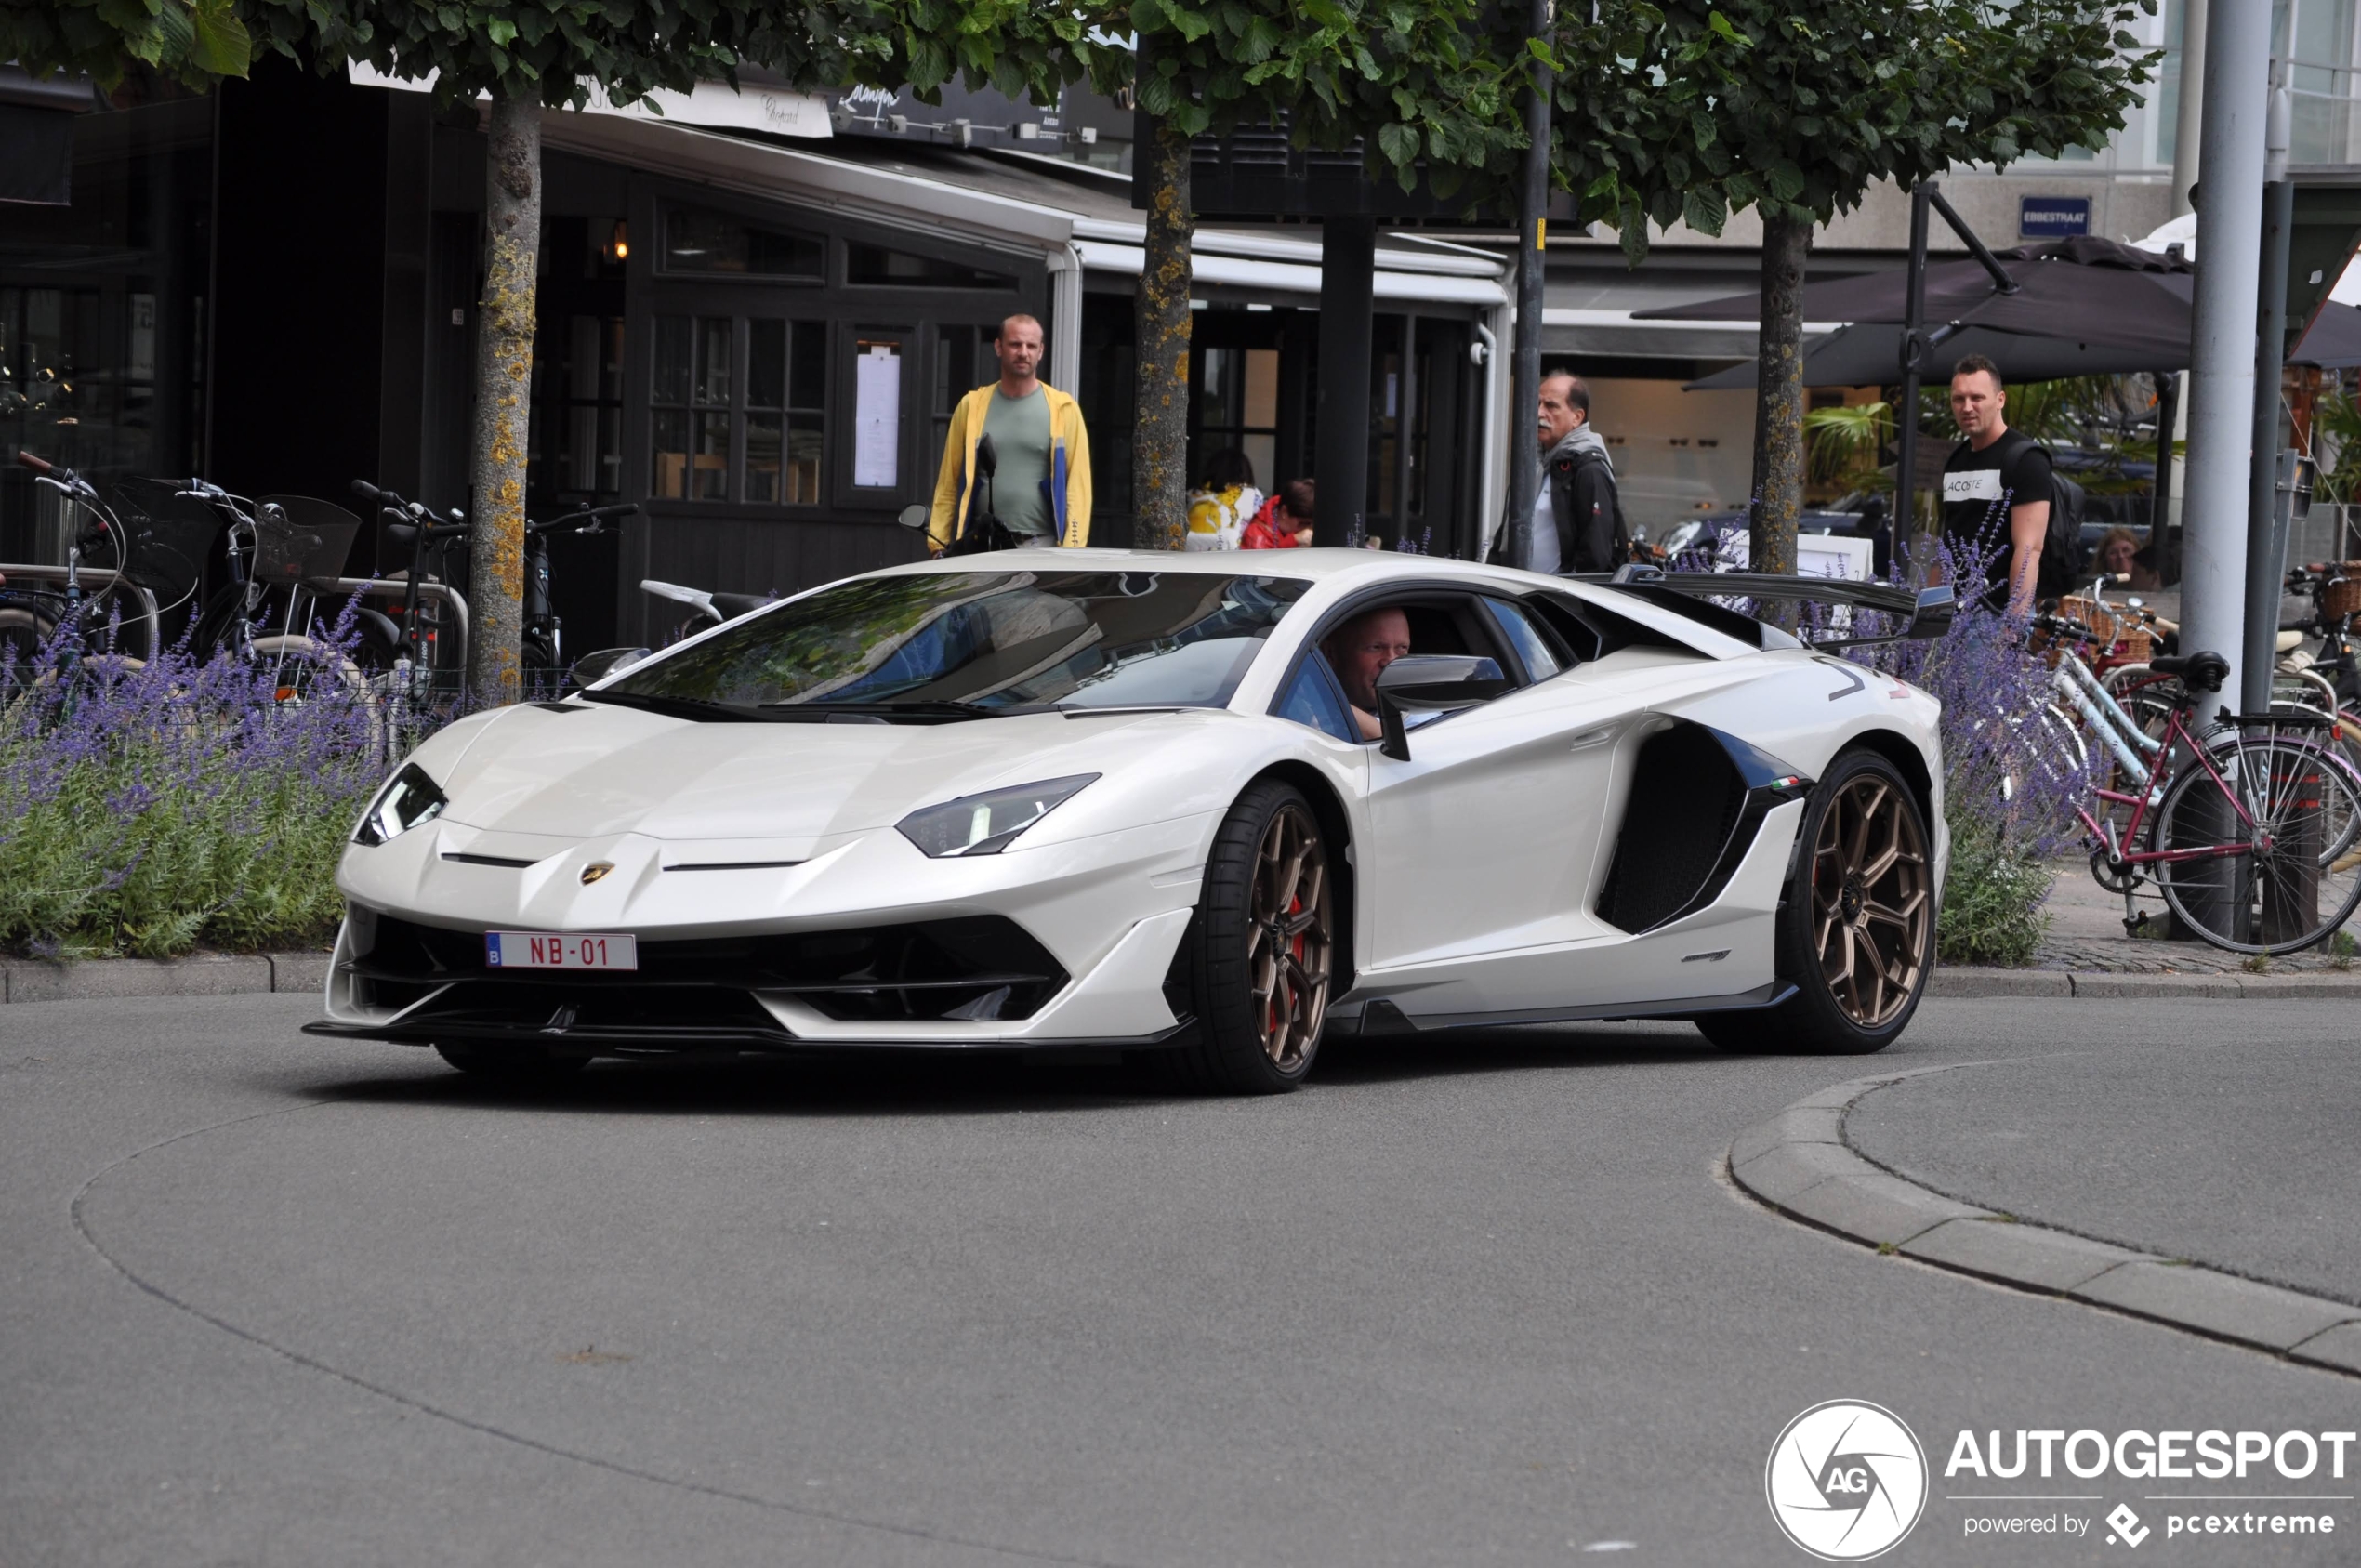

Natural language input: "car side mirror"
[566,645,651,691]
[1374,654,1510,760]
[895,502,930,531]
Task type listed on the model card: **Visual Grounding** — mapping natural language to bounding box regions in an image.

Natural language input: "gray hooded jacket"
[1543,422,1621,574]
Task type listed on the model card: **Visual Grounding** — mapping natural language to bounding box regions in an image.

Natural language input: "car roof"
[871,547,1546,588]
[861,547,1764,658]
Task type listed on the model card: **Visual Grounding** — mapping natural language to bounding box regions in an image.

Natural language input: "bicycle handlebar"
[16,451,55,476]
[526,500,639,535]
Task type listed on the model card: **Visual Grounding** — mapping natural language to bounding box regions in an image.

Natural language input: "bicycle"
[521,499,637,696]
[349,483,633,701]
[2,454,170,686]
[110,474,378,702]
[2056,637,2361,954]
[350,481,474,713]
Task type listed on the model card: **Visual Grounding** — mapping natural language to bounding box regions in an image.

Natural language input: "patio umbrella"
[1636,236,2196,359]
[1684,321,2188,389]
[1684,291,2361,389]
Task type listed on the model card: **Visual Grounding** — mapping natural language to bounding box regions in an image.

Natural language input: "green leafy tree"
[0,0,256,91]
[252,1,884,705]
[864,0,1529,547]
[1556,0,2157,578]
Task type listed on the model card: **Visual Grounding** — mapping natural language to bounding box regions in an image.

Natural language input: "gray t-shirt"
[982,386,1054,537]
[1527,482,1560,575]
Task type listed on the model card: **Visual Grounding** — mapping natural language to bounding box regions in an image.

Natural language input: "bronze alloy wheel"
[1246,801,1332,1072]
[1809,771,1932,1029]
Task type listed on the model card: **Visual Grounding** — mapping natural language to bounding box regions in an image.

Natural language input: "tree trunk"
[468,92,541,705]
[1133,112,1192,550]
[1750,210,1811,583]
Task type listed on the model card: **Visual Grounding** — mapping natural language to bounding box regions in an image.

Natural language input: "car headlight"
[896,774,1099,858]
[353,763,447,846]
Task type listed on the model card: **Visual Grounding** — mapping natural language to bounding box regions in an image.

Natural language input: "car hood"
[419,700,1207,845]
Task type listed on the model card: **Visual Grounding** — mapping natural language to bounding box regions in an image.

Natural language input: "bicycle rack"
[0,562,164,658]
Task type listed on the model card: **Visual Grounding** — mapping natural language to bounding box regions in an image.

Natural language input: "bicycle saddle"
[2148,650,2230,692]
[709,591,772,620]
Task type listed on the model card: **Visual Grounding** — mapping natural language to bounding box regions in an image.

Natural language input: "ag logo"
[1765,1400,1928,1561]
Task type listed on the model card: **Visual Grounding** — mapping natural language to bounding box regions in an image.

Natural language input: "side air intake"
[1596,721,1813,934]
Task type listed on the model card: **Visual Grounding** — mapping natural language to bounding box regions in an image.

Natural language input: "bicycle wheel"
[2152,731,2361,953]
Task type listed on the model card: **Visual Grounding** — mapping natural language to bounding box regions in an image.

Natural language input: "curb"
[0,953,329,1004]
[1927,967,2361,999]
[1727,1067,2361,1378]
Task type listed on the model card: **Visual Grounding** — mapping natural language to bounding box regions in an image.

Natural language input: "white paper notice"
[854,342,901,488]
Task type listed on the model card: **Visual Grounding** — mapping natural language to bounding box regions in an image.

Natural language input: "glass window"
[662,206,823,278]
[930,324,1002,469]
[1275,650,1359,743]
[602,571,1311,715]
[846,242,1017,290]
[745,320,826,505]
[1195,345,1280,497]
[1484,599,1566,681]
[533,313,624,497]
[652,315,826,505]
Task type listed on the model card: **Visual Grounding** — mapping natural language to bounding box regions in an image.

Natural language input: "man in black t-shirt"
[1938,353,2051,614]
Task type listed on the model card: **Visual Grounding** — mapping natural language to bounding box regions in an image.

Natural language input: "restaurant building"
[1,62,1510,652]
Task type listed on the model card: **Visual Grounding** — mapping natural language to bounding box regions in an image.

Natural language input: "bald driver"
[1321,605,1412,741]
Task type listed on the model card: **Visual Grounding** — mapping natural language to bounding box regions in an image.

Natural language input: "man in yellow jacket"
[928,314,1093,551]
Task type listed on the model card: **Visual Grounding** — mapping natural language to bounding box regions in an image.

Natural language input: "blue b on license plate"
[484,931,639,970]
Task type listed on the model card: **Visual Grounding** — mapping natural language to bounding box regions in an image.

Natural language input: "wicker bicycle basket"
[2324,575,2361,622]
[250,495,362,589]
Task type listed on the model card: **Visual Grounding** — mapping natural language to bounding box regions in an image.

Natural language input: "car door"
[1355,596,1628,995]
[1357,593,1760,1019]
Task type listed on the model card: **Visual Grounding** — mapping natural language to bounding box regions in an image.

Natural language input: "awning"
[1075,239,1507,307]
[349,61,831,138]
[1542,306,1845,361]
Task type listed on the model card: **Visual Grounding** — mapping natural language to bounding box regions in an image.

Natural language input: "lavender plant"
[1844,506,2095,966]
[0,610,436,959]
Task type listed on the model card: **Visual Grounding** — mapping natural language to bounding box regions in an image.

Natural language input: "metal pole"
[2170,0,2209,217]
[2152,371,2180,578]
[2181,0,2273,731]
[2242,70,2295,714]
[1505,0,1555,567]
[1894,184,1932,560]
[1316,216,1377,544]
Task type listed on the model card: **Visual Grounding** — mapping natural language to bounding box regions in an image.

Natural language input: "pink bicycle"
[2051,637,2361,955]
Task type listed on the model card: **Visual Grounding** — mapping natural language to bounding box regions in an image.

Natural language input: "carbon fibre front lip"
[299,1013,1197,1054]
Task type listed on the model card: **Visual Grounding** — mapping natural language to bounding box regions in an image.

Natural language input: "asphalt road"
[4,994,2355,1567]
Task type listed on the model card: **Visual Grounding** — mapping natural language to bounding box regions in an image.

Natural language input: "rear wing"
[1574,566,1956,649]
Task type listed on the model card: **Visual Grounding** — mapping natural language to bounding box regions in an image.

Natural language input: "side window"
[1275,650,1360,743]
[1483,598,1569,681]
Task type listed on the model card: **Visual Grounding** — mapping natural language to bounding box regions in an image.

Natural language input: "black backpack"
[2029,441,2087,600]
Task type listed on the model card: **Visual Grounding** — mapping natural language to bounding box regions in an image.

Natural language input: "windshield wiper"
[582,688,769,722]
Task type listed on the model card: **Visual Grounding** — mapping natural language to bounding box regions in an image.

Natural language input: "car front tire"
[1698,748,1934,1055]
[1159,779,1335,1094]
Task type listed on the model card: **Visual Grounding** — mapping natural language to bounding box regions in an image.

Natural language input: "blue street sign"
[2019,195,2092,238]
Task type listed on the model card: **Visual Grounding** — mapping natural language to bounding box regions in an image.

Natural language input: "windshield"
[602,569,1309,715]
